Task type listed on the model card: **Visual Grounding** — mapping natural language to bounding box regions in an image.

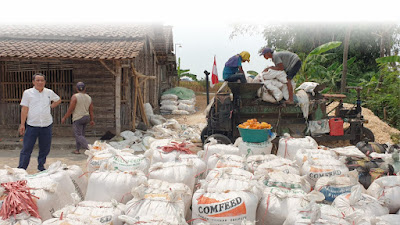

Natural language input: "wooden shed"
[0,24,177,137]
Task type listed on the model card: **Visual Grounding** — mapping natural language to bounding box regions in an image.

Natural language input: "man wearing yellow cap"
[223,51,250,83]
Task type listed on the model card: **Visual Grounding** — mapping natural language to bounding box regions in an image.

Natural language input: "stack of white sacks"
[2,133,400,225]
[251,69,295,103]
[160,94,196,115]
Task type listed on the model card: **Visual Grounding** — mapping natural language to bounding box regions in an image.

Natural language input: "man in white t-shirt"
[18,73,61,171]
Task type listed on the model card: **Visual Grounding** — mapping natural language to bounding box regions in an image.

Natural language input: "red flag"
[211,56,219,88]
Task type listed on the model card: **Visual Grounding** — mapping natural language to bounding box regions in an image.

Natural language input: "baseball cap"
[260,47,273,56]
[76,82,85,91]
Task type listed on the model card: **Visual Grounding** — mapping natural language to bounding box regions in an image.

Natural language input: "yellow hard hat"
[239,51,250,62]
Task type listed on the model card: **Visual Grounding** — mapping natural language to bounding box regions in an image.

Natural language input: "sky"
[1,0,400,80]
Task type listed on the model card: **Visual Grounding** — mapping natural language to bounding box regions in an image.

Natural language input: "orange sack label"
[197,196,246,217]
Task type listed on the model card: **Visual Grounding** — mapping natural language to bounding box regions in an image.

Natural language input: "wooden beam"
[100,60,117,76]
[115,60,122,135]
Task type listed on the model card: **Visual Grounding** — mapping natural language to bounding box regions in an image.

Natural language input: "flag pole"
[204,70,210,105]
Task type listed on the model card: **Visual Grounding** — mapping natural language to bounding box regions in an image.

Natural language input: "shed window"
[1,69,74,103]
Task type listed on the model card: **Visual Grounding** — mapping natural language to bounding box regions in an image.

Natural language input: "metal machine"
[201,82,374,145]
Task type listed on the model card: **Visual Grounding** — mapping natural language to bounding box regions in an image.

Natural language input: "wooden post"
[115,60,122,135]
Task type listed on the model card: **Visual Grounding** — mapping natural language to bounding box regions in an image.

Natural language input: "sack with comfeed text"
[278,135,318,160]
[192,189,259,225]
[301,158,349,187]
[85,170,147,204]
[86,149,113,172]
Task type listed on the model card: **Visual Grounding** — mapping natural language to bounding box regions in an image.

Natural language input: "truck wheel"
[201,126,209,144]
[350,127,375,144]
[361,127,375,142]
[205,134,232,145]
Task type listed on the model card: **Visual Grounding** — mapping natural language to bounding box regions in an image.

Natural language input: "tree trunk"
[376,30,386,90]
[341,27,351,93]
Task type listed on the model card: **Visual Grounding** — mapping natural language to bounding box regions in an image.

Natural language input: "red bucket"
[329,118,344,136]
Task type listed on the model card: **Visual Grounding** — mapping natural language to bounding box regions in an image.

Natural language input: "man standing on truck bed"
[223,51,250,83]
[260,47,302,104]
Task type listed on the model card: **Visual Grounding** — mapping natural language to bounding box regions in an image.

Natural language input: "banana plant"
[300,41,342,81]
[177,57,197,81]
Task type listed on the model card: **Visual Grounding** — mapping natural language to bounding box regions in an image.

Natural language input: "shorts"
[286,60,302,80]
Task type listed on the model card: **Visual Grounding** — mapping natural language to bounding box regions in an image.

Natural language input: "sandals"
[71,150,81,154]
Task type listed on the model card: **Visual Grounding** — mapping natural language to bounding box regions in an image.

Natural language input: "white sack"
[246,154,278,173]
[283,202,350,225]
[178,103,195,112]
[207,154,246,171]
[148,161,197,191]
[277,135,318,160]
[330,146,367,158]
[160,105,178,111]
[0,166,27,183]
[296,82,319,95]
[26,162,76,220]
[85,150,113,172]
[265,81,283,101]
[161,94,178,101]
[301,158,349,187]
[106,150,150,173]
[332,185,389,223]
[255,171,312,193]
[63,165,88,201]
[258,86,277,103]
[238,140,273,157]
[254,158,300,175]
[315,170,360,203]
[192,189,259,225]
[178,98,196,105]
[53,200,124,225]
[85,170,147,204]
[172,109,190,115]
[262,70,288,83]
[295,148,338,166]
[367,176,400,213]
[203,168,260,194]
[0,212,41,225]
[125,188,186,223]
[202,139,240,162]
[257,188,324,225]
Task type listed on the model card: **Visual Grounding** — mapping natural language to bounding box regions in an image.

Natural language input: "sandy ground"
[1,93,398,174]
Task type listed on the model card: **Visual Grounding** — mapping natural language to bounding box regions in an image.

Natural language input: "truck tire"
[350,127,375,144]
[201,126,209,144]
[205,134,232,145]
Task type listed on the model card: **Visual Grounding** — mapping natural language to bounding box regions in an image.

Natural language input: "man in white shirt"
[18,73,61,171]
